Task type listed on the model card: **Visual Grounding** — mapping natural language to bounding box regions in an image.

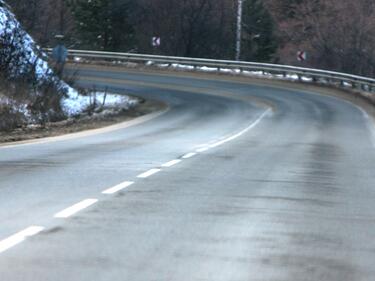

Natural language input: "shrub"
[0,101,25,131]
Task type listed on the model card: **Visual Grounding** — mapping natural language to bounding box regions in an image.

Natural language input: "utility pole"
[59,0,65,36]
[235,0,243,61]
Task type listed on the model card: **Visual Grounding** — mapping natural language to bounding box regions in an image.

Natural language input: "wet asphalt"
[0,67,375,280]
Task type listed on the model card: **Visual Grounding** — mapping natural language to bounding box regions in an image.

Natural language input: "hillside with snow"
[0,0,137,132]
[0,0,88,116]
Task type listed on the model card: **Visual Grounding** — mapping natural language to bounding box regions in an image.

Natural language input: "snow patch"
[62,91,138,116]
[219,68,234,73]
[199,66,218,72]
[0,2,90,117]
[1,90,138,125]
[171,63,195,70]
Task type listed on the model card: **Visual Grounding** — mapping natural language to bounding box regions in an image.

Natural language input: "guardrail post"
[361,84,365,91]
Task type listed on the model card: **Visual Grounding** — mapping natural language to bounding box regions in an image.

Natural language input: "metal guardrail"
[46,48,375,92]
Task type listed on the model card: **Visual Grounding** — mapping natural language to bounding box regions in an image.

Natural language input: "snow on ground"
[1,90,138,125]
[219,68,233,73]
[0,1,102,117]
[61,87,91,116]
[0,95,29,115]
[62,91,138,116]
[0,2,51,80]
[155,61,312,82]
[171,63,195,70]
[148,61,316,83]
[199,66,218,72]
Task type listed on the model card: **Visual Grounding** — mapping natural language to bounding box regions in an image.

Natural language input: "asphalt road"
[1,67,375,281]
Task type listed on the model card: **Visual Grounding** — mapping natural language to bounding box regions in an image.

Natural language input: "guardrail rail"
[46,48,375,93]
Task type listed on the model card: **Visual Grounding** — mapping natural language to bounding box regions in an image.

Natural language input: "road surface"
[1,67,375,281]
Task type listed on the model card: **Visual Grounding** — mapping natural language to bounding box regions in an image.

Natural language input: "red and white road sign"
[297,51,307,61]
[152,37,161,47]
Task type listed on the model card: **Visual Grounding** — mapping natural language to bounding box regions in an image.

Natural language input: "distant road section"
[0,67,375,281]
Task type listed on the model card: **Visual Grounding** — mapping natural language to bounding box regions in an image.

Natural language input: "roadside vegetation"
[1,0,375,134]
[6,0,375,77]
[0,0,138,134]
[0,0,65,131]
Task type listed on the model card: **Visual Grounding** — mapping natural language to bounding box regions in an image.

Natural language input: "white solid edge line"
[137,168,161,178]
[0,226,44,254]
[54,199,98,218]
[102,181,134,195]
[161,159,182,167]
[182,152,197,159]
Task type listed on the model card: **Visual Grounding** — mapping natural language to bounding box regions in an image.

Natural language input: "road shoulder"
[0,98,168,147]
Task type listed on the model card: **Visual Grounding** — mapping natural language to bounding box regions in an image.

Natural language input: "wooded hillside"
[6,0,375,77]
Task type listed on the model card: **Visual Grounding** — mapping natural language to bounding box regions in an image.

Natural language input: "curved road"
[1,67,375,280]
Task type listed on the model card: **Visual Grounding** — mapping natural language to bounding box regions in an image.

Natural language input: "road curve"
[1,67,375,281]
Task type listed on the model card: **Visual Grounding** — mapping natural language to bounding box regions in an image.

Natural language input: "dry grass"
[0,90,25,131]
[0,98,166,144]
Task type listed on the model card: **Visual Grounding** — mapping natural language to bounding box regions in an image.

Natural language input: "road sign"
[297,51,307,62]
[152,37,161,47]
[52,44,68,63]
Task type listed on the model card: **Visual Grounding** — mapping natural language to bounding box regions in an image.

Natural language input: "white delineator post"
[236,0,244,61]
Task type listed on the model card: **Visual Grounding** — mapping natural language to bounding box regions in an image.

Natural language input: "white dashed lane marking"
[137,168,161,178]
[0,109,271,255]
[54,199,98,218]
[196,147,210,153]
[102,181,134,195]
[161,159,182,167]
[182,152,196,159]
[0,226,44,253]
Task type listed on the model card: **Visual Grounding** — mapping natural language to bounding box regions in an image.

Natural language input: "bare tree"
[135,0,235,59]
[6,0,76,47]
[266,0,375,76]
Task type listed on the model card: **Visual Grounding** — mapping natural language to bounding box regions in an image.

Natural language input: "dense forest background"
[6,0,375,77]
